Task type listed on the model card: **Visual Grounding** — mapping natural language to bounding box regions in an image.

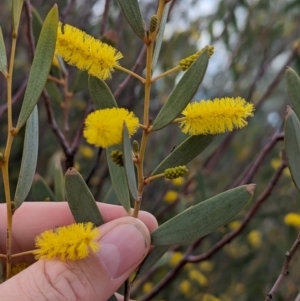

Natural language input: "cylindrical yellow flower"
[179,97,254,135]
[34,222,100,261]
[55,22,123,80]
[83,108,139,148]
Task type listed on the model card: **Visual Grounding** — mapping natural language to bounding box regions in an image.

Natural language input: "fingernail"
[97,223,149,279]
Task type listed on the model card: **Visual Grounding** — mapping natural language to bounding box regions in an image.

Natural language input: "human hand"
[0,202,157,301]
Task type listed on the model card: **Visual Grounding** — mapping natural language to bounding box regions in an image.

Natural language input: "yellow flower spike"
[34,222,100,261]
[164,166,188,179]
[179,97,254,135]
[163,190,178,203]
[247,230,262,248]
[179,46,214,71]
[83,108,139,148]
[284,213,300,228]
[55,22,123,80]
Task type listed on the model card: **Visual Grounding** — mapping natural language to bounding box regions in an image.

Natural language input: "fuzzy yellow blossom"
[142,282,154,293]
[247,230,262,248]
[163,190,178,203]
[11,262,30,277]
[188,269,208,286]
[55,22,123,80]
[179,97,254,135]
[229,220,241,231]
[171,177,184,186]
[80,145,94,159]
[202,293,222,301]
[34,222,100,261]
[284,213,300,228]
[199,260,214,272]
[179,280,191,296]
[169,251,183,266]
[83,108,139,148]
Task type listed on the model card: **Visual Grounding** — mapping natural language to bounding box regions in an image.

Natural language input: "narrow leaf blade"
[286,67,300,121]
[16,5,58,131]
[0,27,8,76]
[65,168,104,226]
[151,135,213,176]
[107,146,131,212]
[152,2,171,69]
[89,76,131,211]
[122,124,138,200]
[134,245,170,280]
[151,184,255,245]
[152,48,209,131]
[89,76,117,109]
[117,0,145,39]
[53,154,65,201]
[284,106,300,192]
[12,0,24,33]
[14,106,39,208]
[32,174,57,202]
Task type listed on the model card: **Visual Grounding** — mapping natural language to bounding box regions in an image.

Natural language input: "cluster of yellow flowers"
[53,23,255,150]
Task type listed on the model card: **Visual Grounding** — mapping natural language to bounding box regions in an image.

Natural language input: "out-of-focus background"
[1,0,300,300]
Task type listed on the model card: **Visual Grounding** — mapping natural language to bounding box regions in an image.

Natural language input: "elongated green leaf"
[65,168,104,226]
[286,67,300,121]
[134,245,170,280]
[107,145,131,212]
[16,5,58,131]
[151,184,255,245]
[284,106,300,192]
[151,135,213,176]
[32,174,57,202]
[71,71,88,93]
[12,0,24,33]
[31,6,43,41]
[0,27,7,76]
[45,80,63,105]
[14,106,39,208]
[152,48,209,131]
[152,2,171,69]
[89,76,130,211]
[117,0,145,39]
[122,124,138,200]
[89,76,117,109]
[53,154,65,201]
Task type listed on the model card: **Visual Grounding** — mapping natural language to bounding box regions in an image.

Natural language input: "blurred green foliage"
[1,0,300,300]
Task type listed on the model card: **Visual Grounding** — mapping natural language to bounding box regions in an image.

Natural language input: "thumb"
[0,217,150,301]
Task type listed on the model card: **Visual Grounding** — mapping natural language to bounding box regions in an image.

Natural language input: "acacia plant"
[0,0,257,299]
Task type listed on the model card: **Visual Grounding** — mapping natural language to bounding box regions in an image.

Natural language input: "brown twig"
[60,0,76,23]
[0,77,27,118]
[100,0,111,36]
[24,1,35,60]
[229,131,284,188]
[123,278,131,301]
[265,231,300,300]
[114,44,147,99]
[139,162,287,301]
[42,91,71,157]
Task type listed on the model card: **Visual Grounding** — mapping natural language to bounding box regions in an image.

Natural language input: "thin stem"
[11,250,35,258]
[265,231,300,300]
[151,65,181,82]
[144,173,164,184]
[173,117,185,123]
[2,13,20,279]
[115,65,145,83]
[0,254,7,259]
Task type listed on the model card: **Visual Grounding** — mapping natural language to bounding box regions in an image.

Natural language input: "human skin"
[0,202,158,301]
